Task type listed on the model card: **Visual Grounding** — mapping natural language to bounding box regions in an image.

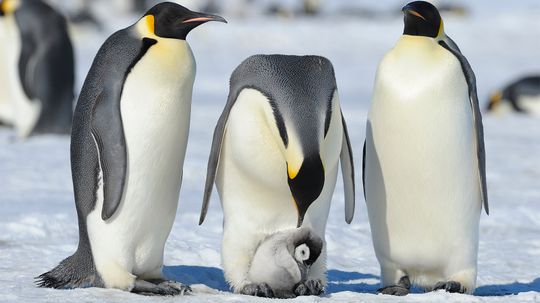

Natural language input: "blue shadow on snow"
[326,270,379,294]
[164,265,229,292]
[164,266,539,297]
[164,266,381,294]
[474,278,540,296]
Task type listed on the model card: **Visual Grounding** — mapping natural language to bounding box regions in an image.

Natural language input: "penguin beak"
[287,155,325,227]
[401,4,426,20]
[403,9,426,21]
[183,13,227,24]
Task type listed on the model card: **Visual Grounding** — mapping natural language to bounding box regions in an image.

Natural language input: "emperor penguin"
[487,75,540,115]
[35,3,226,295]
[248,227,324,298]
[0,0,74,137]
[364,1,489,295]
[199,54,356,297]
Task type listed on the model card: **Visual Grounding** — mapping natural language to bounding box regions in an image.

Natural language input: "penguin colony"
[10,0,489,298]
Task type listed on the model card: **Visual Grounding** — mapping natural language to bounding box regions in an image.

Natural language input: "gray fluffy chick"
[247,227,324,298]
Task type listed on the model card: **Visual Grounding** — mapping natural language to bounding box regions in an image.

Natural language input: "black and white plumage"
[363,1,488,296]
[200,54,355,297]
[35,2,225,295]
[0,0,74,137]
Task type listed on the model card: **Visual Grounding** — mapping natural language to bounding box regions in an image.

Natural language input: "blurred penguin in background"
[487,75,540,115]
[0,0,75,138]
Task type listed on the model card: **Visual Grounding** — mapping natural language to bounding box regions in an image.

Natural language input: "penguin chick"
[247,227,323,298]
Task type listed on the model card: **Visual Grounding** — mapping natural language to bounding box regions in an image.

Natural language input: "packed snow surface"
[1,1,539,302]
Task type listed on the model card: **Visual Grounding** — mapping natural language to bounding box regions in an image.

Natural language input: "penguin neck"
[394,35,439,55]
[133,16,193,62]
[134,15,190,47]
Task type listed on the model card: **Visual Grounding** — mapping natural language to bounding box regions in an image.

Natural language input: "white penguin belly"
[0,16,41,137]
[86,39,195,289]
[217,89,297,233]
[366,37,481,285]
[0,16,24,127]
[520,96,540,115]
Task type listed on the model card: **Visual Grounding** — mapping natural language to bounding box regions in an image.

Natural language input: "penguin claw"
[378,276,411,296]
[240,283,275,298]
[132,279,191,296]
[433,281,465,293]
[378,285,410,296]
[294,279,324,296]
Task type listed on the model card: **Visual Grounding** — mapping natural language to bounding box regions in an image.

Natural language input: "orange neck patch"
[146,15,155,35]
[437,20,445,38]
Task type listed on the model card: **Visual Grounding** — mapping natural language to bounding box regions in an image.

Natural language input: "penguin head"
[487,90,503,111]
[0,0,21,16]
[287,152,325,227]
[294,243,310,264]
[289,227,323,266]
[142,2,226,40]
[402,1,443,38]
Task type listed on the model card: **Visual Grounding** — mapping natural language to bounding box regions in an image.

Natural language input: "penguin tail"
[35,253,102,289]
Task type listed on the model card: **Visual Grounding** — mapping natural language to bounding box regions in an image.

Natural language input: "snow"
[1,1,540,302]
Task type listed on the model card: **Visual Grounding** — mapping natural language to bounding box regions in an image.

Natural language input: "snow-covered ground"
[1,1,540,302]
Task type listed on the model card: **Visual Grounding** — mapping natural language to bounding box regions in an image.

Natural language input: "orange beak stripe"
[182,17,214,23]
[407,10,426,21]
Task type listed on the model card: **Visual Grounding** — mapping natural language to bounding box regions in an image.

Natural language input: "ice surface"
[1,1,539,302]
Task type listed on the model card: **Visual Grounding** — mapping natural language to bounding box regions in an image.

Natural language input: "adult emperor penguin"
[0,0,74,137]
[200,54,355,297]
[35,3,226,295]
[364,1,489,296]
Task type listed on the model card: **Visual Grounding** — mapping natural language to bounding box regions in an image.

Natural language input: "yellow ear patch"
[437,19,445,38]
[146,15,155,35]
[2,0,20,14]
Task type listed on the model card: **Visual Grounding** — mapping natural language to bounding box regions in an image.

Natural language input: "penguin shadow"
[163,265,229,292]
[474,278,540,296]
[326,270,380,294]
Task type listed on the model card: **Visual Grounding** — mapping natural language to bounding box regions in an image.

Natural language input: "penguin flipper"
[362,140,366,201]
[439,36,489,215]
[200,91,237,225]
[340,112,355,223]
[91,89,127,221]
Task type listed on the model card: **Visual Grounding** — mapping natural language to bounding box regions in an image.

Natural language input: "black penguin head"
[287,154,325,227]
[144,2,226,40]
[402,1,443,38]
[290,228,323,266]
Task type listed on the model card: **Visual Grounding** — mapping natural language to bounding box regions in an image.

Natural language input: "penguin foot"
[433,281,466,293]
[132,279,191,296]
[294,279,324,296]
[240,283,275,298]
[378,276,411,296]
